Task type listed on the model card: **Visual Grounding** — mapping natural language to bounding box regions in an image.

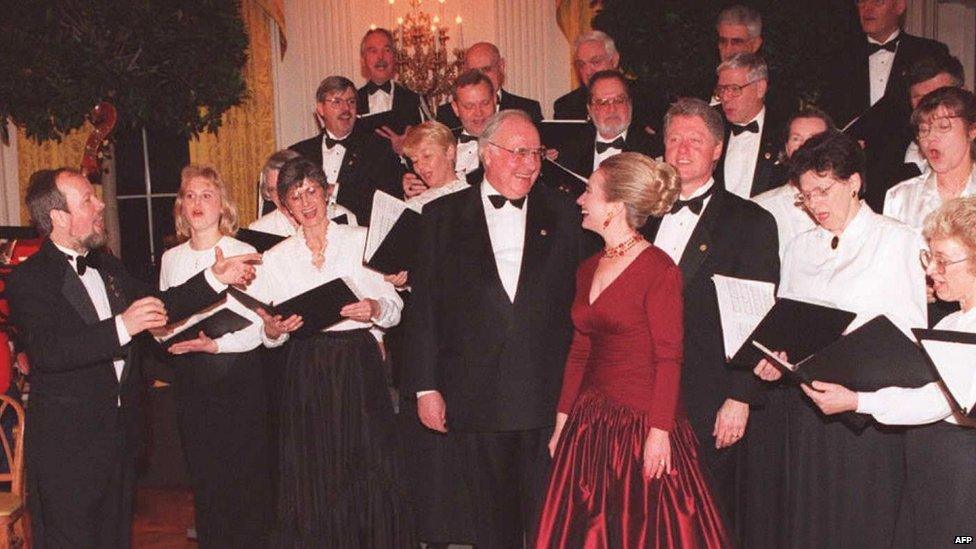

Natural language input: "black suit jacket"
[716,108,785,198]
[356,80,424,129]
[546,122,663,196]
[823,31,948,209]
[7,239,221,495]
[553,86,588,121]
[639,186,779,446]
[289,124,406,224]
[403,183,581,431]
[436,89,544,128]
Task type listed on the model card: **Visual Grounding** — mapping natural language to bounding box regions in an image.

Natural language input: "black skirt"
[900,421,976,546]
[274,329,414,548]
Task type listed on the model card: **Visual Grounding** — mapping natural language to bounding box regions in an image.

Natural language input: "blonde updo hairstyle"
[402,121,456,158]
[922,196,976,276]
[598,152,681,229]
[174,164,239,241]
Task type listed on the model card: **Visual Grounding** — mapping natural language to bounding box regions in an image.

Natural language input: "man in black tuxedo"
[714,53,784,199]
[7,168,258,548]
[289,75,405,224]
[356,28,425,154]
[552,30,620,121]
[403,69,497,199]
[403,110,580,548]
[822,0,948,210]
[638,98,779,539]
[549,70,662,196]
[436,42,543,127]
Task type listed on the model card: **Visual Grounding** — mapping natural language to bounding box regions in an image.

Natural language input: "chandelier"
[386,0,465,117]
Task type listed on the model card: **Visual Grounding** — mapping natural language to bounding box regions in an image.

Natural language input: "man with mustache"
[7,168,259,547]
[289,75,406,224]
[355,28,425,155]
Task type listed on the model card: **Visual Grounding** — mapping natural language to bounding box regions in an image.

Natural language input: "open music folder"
[227,277,363,337]
[236,228,287,253]
[913,328,976,427]
[363,190,422,274]
[154,294,252,345]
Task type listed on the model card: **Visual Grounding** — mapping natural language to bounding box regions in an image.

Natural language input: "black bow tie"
[67,253,99,276]
[670,185,716,215]
[488,194,526,209]
[866,39,899,55]
[364,80,393,95]
[325,135,350,149]
[595,137,625,154]
[730,121,759,136]
[458,133,478,144]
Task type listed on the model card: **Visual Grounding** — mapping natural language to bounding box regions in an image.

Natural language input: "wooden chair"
[0,395,25,548]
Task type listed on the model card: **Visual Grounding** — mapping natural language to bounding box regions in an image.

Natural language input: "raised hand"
[167,331,218,355]
[210,246,262,287]
[256,307,303,340]
[402,173,427,198]
[121,296,168,336]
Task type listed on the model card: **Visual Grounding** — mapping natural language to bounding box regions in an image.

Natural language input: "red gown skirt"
[535,388,730,549]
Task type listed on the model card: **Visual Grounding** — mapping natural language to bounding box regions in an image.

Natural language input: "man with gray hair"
[553,30,620,120]
[638,97,779,544]
[289,75,404,224]
[403,109,580,548]
[714,52,784,198]
[716,4,763,61]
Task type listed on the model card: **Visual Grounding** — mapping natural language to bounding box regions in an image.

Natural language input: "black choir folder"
[913,328,976,427]
[227,277,363,337]
[364,191,421,274]
[154,295,252,345]
[729,298,857,367]
[236,228,286,253]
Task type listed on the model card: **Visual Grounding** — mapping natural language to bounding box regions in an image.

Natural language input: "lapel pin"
[540,229,548,236]
[699,243,708,252]
[764,152,772,160]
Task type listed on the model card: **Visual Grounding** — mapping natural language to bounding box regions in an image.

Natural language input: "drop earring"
[603,210,615,229]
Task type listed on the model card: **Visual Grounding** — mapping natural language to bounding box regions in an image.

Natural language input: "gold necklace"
[602,233,644,258]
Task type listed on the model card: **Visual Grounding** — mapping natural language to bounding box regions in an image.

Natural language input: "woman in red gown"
[535,153,730,548]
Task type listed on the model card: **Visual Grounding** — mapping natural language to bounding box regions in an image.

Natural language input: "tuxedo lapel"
[62,264,100,326]
[855,42,872,109]
[95,251,127,316]
[750,121,779,196]
[678,190,723,281]
[513,187,554,306]
[335,130,365,207]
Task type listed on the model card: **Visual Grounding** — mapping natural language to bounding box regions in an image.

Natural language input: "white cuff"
[262,329,289,348]
[114,315,132,347]
[371,296,400,328]
[855,391,881,416]
[416,390,436,398]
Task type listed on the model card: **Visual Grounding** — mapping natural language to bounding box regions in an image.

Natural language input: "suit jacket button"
[699,243,707,252]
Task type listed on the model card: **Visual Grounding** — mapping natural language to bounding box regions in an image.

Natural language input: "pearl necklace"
[602,233,644,258]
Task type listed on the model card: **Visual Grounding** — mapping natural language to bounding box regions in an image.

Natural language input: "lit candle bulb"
[456,15,464,48]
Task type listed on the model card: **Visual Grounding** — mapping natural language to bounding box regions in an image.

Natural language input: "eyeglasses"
[794,179,841,205]
[920,249,970,273]
[488,142,547,162]
[915,116,962,139]
[714,80,759,99]
[286,183,328,204]
[589,95,630,109]
[321,97,357,109]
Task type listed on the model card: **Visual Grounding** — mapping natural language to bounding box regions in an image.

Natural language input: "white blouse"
[779,203,927,338]
[752,183,815,260]
[405,179,470,210]
[857,307,976,426]
[883,166,976,230]
[256,223,402,345]
[158,236,263,354]
[248,204,359,237]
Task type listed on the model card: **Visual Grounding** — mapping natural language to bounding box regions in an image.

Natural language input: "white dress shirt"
[654,179,715,264]
[54,243,130,382]
[868,30,900,106]
[723,108,765,199]
[884,166,976,230]
[779,203,927,337]
[406,179,470,210]
[593,129,627,172]
[455,132,480,177]
[857,306,976,426]
[320,129,349,189]
[753,182,814,260]
[159,236,263,354]
[481,178,528,302]
[256,223,402,345]
[367,82,394,114]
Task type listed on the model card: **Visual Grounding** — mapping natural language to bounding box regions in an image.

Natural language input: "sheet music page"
[365,191,420,260]
[919,340,976,413]
[712,274,776,358]
[153,298,226,343]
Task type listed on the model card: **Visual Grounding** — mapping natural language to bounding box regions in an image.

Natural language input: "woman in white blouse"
[158,164,270,547]
[249,149,358,236]
[752,130,927,549]
[255,157,413,547]
[884,87,976,230]
[799,197,976,546]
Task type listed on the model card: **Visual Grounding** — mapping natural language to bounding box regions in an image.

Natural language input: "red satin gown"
[535,247,730,549]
